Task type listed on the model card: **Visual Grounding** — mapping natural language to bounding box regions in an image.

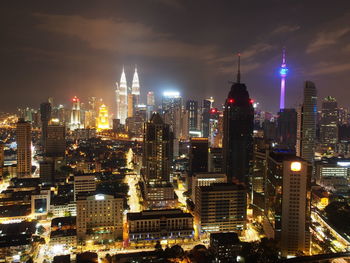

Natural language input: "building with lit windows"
[127,209,194,242]
[0,142,4,179]
[132,67,140,107]
[116,68,128,124]
[296,81,317,164]
[74,174,96,200]
[76,193,124,241]
[70,96,82,130]
[190,172,226,200]
[46,122,66,157]
[40,101,51,147]
[97,104,110,131]
[195,183,246,233]
[264,150,311,257]
[189,137,208,174]
[320,96,338,149]
[16,119,32,177]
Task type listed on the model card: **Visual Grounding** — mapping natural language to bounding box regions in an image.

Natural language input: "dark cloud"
[1,1,350,113]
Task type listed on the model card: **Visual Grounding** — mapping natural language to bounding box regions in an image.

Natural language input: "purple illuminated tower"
[279,48,288,110]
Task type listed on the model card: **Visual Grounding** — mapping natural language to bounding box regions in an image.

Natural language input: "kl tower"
[279,48,288,110]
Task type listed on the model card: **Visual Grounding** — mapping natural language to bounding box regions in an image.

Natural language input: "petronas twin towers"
[115,67,140,124]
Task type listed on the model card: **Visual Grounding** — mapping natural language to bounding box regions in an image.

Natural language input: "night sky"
[1,0,350,113]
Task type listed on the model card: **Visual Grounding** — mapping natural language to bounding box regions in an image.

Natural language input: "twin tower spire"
[115,67,140,124]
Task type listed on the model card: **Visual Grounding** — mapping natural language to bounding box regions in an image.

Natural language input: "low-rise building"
[210,232,241,262]
[127,209,194,242]
[50,216,77,248]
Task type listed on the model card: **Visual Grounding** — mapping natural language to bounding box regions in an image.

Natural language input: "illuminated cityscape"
[1,1,350,263]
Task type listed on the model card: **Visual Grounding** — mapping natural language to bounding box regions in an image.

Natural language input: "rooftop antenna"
[237,53,241,83]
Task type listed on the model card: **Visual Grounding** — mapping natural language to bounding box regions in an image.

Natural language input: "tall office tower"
[132,67,140,106]
[186,100,199,132]
[279,48,288,110]
[195,183,246,233]
[296,81,317,163]
[162,91,182,157]
[46,122,66,157]
[208,108,220,147]
[223,55,254,183]
[189,137,208,174]
[277,108,297,149]
[97,104,109,131]
[16,119,32,177]
[116,68,128,124]
[70,96,82,130]
[40,102,52,147]
[202,99,211,138]
[0,142,4,179]
[147,91,155,106]
[77,193,123,241]
[143,113,171,183]
[320,96,338,148]
[338,107,349,125]
[264,150,311,257]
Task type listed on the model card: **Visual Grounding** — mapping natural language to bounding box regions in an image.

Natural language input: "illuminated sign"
[337,161,350,167]
[291,162,301,172]
[95,194,105,200]
[280,67,288,77]
[163,91,180,98]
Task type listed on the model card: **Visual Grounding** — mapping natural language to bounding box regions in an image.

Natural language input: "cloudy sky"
[1,0,350,113]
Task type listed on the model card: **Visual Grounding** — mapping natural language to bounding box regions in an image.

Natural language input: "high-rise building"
[97,104,109,131]
[296,81,317,163]
[186,100,199,132]
[279,48,288,110]
[132,67,140,107]
[70,96,82,130]
[264,150,311,257]
[46,122,66,157]
[201,99,211,138]
[147,91,155,106]
[74,174,97,200]
[116,68,128,124]
[143,113,171,183]
[208,108,221,147]
[195,183,246,233]
[223,55,254,183]
[77,193,123,241]
[127,94,134,118]
[320,96,338,148]
[189,137,208,174]
[40,102,52,147]
[277,109,297,149]
[16,119,32,177]
[162,91,182,157]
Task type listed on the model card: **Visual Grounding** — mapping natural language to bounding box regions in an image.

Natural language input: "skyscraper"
[147,91,155,106]
[201,99,211,138]
[223,55,254,183]
[162,91,182,157]
[189,137,208,174]
[143,113,171,183]
[186,100,199,132]
[16,119,32,177]
[70,96,82,130]
[46,122,66,157]
[264,150,311,257]
[132,67,140,106]
[320,96,338,148]
[116,68,128,124]
[40,102,52,147]
[277,108,297,149]
[279,48,288,110]
[296,81,317,163]
[97,104,110,131]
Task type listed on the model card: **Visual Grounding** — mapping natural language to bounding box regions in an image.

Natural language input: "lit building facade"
[195,183,246,233]
[16,119,32,177]
[70,96,82,130]
[116,68,128,124]
[97,104,110,131]
[264,150,311,257]
[132,67,140,107]
[296,81,317,163]
[46,122,66,157]
[76,193,124,241]
[320,96,338,148]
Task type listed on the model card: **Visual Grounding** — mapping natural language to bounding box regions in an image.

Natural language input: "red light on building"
[210,108,218,113]
[249,99,254,104]
[228,99,234,104]
[72,96,79,102]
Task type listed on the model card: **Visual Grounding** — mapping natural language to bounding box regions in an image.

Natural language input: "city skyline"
[1,1,350,112]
